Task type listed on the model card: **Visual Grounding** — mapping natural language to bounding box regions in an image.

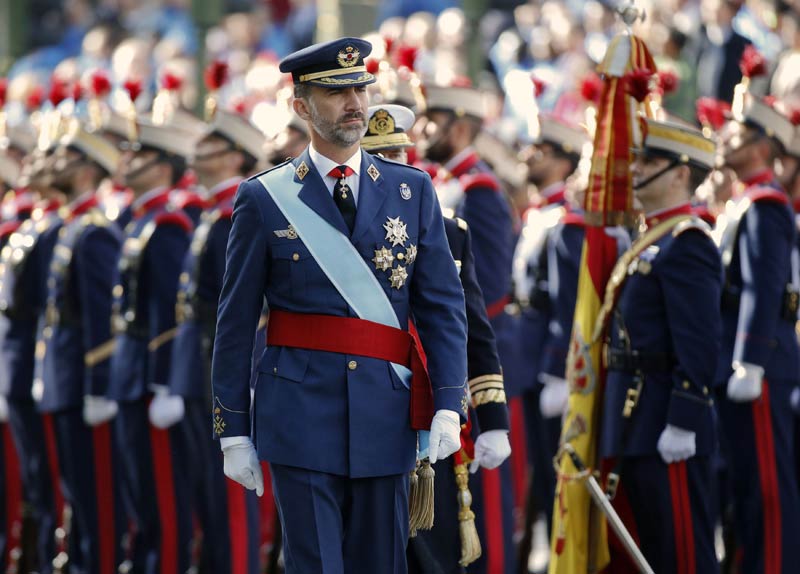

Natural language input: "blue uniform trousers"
[114,400,192,574]
[521,387,561,531]
[468,458,517,574]
[716,380,800,574]
[270,464,408,574]
[609,456,718,574]
[406,459,462,574]
[6,398,57,574]
[51,408,125,574]
[177,400,261,574]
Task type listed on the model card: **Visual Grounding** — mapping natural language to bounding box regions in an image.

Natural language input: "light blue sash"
[256,163,413,389]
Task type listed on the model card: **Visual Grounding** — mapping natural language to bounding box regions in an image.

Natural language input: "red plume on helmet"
[365,58,380,75]
[789,108,800,127]
[0,78,7,108]
[696,97,730,131]
[580,73,603,105]
[48,77,69,107]
[740,45,767,79]
[26,85,44,111]
[71,82,83,102]
[657,70,679,95]
[90,70,112,98]
[204,60,229,91]
[623,68,654,103]
[531,76,547,98]
[395,45,418,71]
[161,71,183,92]
[123,78,142,104]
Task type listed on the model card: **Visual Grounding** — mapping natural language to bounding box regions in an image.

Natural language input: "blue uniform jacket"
[540,212,585,381]
[108,189,193,402]
[449,151,515,394]
[600,215,722,458]
[0,205,63,401]
[169,182,237,400]
[37,196,122,412]
[211,149,468,478]
[715,173,800,384]
[444,217,509,433]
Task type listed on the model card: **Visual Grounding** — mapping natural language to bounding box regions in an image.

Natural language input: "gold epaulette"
[672,216,712,239]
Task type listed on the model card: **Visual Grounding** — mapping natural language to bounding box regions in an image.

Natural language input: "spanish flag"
[548,31,655,574]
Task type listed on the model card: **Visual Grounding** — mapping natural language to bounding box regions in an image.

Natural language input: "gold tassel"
[407,468,419,538]
[454,462,481,567]
[409,458,435,532]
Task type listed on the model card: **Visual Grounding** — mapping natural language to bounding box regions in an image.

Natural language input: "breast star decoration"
[372,246,395,271]
[390,265,408,289]
[383,216,408,247]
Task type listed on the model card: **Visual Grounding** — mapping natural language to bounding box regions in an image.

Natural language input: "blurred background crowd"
[1,0,799,214]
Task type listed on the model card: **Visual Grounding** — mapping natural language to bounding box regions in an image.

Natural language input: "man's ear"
[293,97,311,122]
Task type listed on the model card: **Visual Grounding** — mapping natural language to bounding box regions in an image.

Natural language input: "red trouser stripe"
[148,427,177,574]
[226,476,248,574]
[2,426,22,566]
[482,467,505,574]
[753,382,781,574]
[92,424,116,574]
[508,397,528,516]
[668,462,696,574]
[41,415,65,521]
[260,461,276,550]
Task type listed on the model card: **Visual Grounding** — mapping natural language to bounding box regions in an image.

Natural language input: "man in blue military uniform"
[162,108,266,574]
[37,119,125,574]
[361,103,511,573]
[0,140,64,574]
[597,118,722,572]
[714,93,800,574]
[213,37,468,574]
[512,115,589,536]
[421,83,517,574]
[107,116,198,574]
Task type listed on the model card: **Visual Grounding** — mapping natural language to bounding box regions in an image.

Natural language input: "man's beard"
[424,135,453,164]
[307,100,365,147]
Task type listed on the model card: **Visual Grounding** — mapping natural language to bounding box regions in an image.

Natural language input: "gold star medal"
[383,216,408,247]
[372,246,395,271]
[404,244,417,265]
[389,266,408,289]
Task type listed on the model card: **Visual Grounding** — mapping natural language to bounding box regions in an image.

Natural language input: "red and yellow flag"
[548,31,655,574]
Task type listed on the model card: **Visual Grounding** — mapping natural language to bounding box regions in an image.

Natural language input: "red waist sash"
[266,309,434,430]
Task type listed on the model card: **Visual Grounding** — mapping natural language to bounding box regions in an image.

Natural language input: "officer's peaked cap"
[279,37,376,88]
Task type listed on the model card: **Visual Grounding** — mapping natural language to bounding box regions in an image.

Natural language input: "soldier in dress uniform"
[0,137,66,574]
[421,84,517,574]
[163,108,266,574]
[361,103,511,573]
[213,37,468,574]
[36,119,125,574]
[512,115,589,536]
[597,118,721,572]
[714,93,800,574]
[107,116,199,574]
[267,115,310,167]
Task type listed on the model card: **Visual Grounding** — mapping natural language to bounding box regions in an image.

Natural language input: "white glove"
[221,437,264,496]
[656,424,696,464]
[726,361,764,402]
[539,374,569,418]
[0,395,8,423]
[469,429,511,473]
[148,386,185,429]
[428,409,462,464]
[83,395,119,426]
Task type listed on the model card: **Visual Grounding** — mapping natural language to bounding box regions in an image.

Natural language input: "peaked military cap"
[636,118,716,171]
[533,115,589,155]
[734,94,795,151]
[60,119,120,175]
[361,104,415,152]
[279,37,376,88]
[206,108,267,162]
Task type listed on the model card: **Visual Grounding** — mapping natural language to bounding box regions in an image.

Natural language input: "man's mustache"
[338,112,364,124]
